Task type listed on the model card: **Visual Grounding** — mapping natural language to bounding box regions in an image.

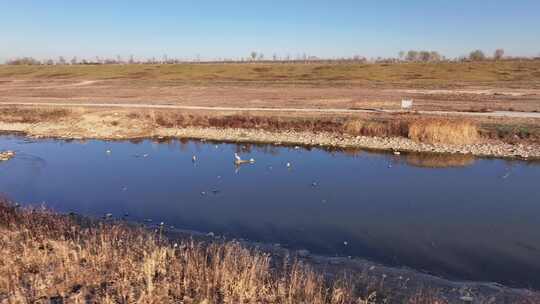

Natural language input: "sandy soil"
[2,101,540,119]
[1,79,540,112]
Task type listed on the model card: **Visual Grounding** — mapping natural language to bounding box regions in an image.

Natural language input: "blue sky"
[1,0,539,62]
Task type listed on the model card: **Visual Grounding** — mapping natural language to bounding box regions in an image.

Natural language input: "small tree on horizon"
[419,51,431,62]
[494,49,505,60]
[469,50,486,61]
[406,50,419,61]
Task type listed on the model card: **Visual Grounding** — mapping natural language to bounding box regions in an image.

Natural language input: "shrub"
[343,119,409,138]
[469,50,486,61]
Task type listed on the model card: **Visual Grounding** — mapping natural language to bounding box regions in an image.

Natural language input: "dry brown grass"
[151,111,346,134]
[2,200,539,303]
[2,105,532,146]
[343,119,409,138]
[408,119,479,145]
[0,106,70,124]
[151,111,411,138]
[2,61,540,88]
[151,112,478,146]
[0,200,369,304]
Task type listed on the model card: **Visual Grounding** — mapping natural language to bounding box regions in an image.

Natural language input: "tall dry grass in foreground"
[2,201,539,303]
[0,201,366,304]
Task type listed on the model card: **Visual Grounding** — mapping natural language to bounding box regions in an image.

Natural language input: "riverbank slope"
[0,105,539,159]
[1,200,538,304]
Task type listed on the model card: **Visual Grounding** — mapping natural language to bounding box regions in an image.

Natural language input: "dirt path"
[0,80,99,90]
[2,101,540,119]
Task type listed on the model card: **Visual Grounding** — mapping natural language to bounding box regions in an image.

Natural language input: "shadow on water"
[1,135,540,289]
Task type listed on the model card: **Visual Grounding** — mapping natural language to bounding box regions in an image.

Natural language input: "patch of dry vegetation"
[1,195,540,303]
[1,200,386,304]
[2,105,536,146]
[151,112,345,134]
[150,111,479,145]
[408,119,479,145]
[343,119,409,138]
[0,106,70,124]
[1,60,540,87]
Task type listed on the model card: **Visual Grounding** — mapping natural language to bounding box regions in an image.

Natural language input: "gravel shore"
[1,119,539,159]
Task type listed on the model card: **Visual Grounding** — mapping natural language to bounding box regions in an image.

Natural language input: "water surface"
[1,135,539,289]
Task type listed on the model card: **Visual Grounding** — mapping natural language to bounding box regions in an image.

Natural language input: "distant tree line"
[4,49,539,65]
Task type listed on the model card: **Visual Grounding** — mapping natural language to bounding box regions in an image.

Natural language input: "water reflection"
[403,153,476,168]
[0,135,539,289]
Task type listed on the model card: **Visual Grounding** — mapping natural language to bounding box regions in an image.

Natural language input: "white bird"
[192,155,197,162]
[286,162,291,168]
[234,153,255,165]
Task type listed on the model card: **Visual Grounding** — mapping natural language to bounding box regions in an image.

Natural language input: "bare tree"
[70,56,78,65]
[469,50,486,61]
[494,49,505,60]
[58,56,66,65]
[250,51,258,61]
[398,51,405,61]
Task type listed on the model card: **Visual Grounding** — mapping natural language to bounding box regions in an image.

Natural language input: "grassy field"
[1,60,540,87]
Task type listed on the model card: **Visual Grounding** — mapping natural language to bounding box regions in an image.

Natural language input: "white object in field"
[401,99,414,109]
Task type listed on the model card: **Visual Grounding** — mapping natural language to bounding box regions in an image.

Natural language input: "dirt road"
[2,101,540,119]
[1,78,540,113]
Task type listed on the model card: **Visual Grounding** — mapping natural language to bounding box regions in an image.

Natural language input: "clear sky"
[1,0,539,62]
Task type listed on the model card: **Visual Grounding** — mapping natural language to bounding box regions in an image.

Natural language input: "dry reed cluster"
[0,201,365,304]
[150,111,479,145]
[408,119,479,145]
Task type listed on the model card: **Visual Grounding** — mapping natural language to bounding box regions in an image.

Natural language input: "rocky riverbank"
[2,119,539,160]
